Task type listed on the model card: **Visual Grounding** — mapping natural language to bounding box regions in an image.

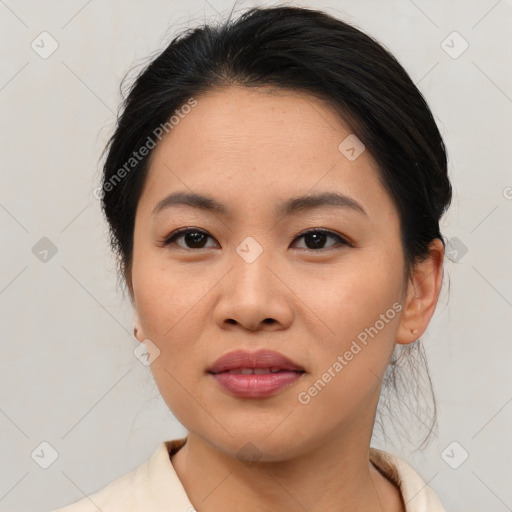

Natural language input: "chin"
[195,427,310,463]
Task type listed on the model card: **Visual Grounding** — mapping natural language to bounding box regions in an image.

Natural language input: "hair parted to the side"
[99,5,452,451]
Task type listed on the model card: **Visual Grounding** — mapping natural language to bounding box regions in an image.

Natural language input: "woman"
[54,5,451,511]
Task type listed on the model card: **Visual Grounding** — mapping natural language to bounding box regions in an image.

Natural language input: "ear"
[133,309,146,344]
[396,238,445,345]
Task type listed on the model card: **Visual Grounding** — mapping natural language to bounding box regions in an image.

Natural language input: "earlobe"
[396,238,445,345]
[133,311,145,343]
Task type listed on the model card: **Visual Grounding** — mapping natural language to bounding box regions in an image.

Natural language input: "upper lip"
[207,349,305,374]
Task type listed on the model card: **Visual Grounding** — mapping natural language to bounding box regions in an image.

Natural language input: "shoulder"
[52,460,146,512]
[51,438,192,512]
[369,447,446,512]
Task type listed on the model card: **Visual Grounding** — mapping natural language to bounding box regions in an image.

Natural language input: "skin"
[131,85,444,512]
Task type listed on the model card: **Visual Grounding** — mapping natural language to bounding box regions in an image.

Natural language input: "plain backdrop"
[1,1,511,511]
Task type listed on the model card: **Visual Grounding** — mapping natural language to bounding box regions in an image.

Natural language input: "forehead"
[137,85,397,224]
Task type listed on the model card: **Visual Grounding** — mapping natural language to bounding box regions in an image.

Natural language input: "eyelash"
[161,227,352,251]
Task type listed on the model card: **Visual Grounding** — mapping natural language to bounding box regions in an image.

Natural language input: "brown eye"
[291,229,348,250]
[164,228,217,249]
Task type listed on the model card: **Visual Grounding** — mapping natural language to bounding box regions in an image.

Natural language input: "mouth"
[207,348,305,374]
[213,367,305,375]
[207,349,305,398]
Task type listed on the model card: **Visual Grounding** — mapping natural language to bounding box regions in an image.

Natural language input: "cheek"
[132,251,193,337]
[297,248,403,337]
[294,251,403,395]
[132,256,213,380]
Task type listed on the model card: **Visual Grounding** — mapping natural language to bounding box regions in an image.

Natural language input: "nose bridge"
[230,235,276,296]
[211,231,296,331]
[223,236,281,312]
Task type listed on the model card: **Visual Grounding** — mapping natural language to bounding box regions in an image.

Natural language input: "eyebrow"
[152,191,367,218]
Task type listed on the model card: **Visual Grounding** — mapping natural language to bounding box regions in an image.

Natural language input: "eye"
[162,227,217,249]
[291,229,349,251]
[162,227,350,251]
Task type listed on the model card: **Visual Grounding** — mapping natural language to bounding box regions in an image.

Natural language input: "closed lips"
[207,349,305,374]
[223,368,303,374]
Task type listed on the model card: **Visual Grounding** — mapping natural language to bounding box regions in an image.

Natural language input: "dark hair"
[100,5,452,449]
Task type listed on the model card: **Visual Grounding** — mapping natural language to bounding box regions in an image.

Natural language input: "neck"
[171,429,402,512]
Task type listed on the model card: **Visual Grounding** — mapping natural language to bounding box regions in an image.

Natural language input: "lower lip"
[210,371,304,398]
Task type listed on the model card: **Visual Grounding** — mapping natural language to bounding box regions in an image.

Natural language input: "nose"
[212,246,294,332]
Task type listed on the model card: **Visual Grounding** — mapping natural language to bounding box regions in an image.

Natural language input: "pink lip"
[207,349,305,398]
[211,371,304,398]
[207,349,305,374]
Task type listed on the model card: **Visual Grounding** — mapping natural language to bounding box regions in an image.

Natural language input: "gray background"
[1,1,511,511]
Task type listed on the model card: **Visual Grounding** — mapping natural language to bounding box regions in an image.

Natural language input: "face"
[131,85,410,461]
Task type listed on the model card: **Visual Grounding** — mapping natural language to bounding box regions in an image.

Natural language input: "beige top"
[52,437,446,512]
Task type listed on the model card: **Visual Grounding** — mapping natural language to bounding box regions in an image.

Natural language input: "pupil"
[186,231,206,248]
[306,232,326,249]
